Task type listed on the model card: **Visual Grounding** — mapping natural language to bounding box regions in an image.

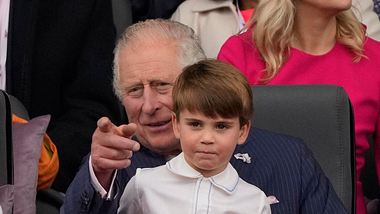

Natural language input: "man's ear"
[237,121,251,145]
[172,113,180,139]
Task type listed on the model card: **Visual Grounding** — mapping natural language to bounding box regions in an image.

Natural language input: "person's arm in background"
[46,0,124,191]
[130,0,185,22]
[352,0,380,41]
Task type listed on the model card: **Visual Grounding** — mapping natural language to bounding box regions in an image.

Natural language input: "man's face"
[117,43,182,155]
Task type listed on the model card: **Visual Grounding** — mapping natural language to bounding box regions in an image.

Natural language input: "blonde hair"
[245,0,366,81]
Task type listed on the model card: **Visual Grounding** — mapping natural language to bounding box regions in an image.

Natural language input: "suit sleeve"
[299,143,348,213]
[61,156,125,214]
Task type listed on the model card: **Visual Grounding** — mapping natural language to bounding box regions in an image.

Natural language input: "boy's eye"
[216,123,228,130]
[188,121,201,127]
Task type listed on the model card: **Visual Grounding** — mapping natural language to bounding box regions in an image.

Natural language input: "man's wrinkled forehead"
[122,74,178,88]
[120,49,182,85]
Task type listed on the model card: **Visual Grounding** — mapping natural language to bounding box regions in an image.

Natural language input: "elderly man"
[62,19,347,213]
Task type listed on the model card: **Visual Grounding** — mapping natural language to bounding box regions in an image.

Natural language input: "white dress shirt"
[0,0,10,90]
[118,152,271,214]
[89,156,117,200]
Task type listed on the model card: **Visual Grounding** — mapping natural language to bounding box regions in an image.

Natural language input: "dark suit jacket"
[7,0,124,191]
[131,0,185,22]
[62,128,347,213]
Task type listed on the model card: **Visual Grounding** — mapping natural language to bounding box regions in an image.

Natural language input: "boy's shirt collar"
[166,152,240,194]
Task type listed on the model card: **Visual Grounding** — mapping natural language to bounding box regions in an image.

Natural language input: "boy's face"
[172,110,250,177]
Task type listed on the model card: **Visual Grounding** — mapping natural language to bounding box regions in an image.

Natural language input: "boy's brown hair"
[172,59,253,126]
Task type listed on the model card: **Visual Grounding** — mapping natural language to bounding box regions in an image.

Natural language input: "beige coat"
[353,0,380,41]
[171,0,242,58]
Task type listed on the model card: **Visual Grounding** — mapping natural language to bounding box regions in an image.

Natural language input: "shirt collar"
[166,152,240,194]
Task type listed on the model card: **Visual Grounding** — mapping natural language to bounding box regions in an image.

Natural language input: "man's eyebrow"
[120,82,143,90]
[150,79,166,83]
[150,80,173,84]
[121,78,174,89]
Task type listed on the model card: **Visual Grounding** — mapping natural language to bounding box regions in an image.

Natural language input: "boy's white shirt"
[117,152,271,214]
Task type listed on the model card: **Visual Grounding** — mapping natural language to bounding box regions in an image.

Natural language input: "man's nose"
[142,87,160,114]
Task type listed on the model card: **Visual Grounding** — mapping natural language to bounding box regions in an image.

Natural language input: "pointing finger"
[97,117,114,133]
[118,123,137,138]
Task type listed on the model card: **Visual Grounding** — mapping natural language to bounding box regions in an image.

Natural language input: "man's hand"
[91,117,140,189]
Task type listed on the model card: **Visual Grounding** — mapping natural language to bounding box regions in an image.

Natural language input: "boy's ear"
[237,121,251,145]
[172,113,180,139]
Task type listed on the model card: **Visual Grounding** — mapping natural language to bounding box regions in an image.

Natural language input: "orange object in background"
[12,115,59,190]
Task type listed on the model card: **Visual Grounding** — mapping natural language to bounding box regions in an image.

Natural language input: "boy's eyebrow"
[182,117,236,123]
[216,120,235,124]
[183,117,202,121]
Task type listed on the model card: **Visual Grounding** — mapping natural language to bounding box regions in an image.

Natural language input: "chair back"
[0,90,13,186]
[251,85,355,213]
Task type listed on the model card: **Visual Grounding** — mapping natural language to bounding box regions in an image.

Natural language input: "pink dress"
[218,30,380,214]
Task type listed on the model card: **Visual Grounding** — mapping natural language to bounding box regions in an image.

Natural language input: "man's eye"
[127,86,143,97]
[153,82,172,93]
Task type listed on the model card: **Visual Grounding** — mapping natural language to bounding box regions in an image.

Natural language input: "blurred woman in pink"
[218,0,380,213]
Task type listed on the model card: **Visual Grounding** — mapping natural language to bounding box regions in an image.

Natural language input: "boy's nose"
[200,130,215,144]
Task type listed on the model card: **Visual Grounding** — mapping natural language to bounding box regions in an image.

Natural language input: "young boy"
[118,59,271,214]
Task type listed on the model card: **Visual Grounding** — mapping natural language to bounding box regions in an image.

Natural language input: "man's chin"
[137,135,180,155]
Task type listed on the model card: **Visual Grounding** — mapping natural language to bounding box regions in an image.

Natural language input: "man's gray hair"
[113,19,206,100]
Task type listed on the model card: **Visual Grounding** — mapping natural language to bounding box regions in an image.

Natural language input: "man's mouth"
[146,119,171,127]
[143,119,172,132]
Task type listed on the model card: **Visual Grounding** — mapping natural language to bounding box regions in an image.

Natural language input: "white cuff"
[89,155,118,200]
